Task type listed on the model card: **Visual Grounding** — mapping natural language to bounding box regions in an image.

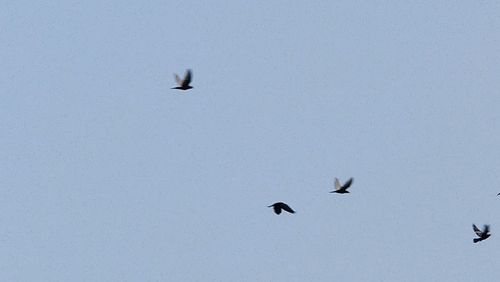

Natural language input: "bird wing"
[473,224,483,236]
[281,203,295,214]
[484,225,490,234]
[273,205,282,214]
[334,178,341,190]
[342,178,353,189]
[182,69,192,87]
[174,74,182,86]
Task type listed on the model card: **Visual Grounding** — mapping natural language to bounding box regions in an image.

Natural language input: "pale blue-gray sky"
[1,1,500,281]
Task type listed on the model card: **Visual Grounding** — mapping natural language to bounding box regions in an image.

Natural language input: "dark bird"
[171,69,193,90]
[497,192,500,196]
[472,224,491,243]
[330,177,353,194]
[268,202,295,215]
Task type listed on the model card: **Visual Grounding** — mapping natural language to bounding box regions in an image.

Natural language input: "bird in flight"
[472,224,491,243]
[330,177,353,194]
[171,69,193,90]
[268,202,295,215]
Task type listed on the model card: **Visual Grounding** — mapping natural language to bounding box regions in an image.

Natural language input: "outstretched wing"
[484,225,490,234]
[342,178,354,190]
[473,224,483,236]
[182,69,192,87]
[334,178,341,190]
[281,203,295,214]
[174,74,182,86]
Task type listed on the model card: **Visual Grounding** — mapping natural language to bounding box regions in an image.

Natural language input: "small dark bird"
[497,192,500,196]
[472,224,491,243]
[268,202,295,215]
[330,177,353,194]
[171,69,193,90]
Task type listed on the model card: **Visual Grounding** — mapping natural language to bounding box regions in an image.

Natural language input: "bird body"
[172,69,193,90]
[472,224,491,243]
[330,177,353,194]
[268,202,295,215]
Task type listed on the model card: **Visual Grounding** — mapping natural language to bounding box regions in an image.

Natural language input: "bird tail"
[473,238,481,243]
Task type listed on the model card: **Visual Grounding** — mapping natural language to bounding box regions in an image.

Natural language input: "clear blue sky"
[1,1,500,281]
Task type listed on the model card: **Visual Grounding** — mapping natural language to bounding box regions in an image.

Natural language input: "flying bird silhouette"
[330,177,353,194]
[268,202,295,215]
[472,224,491,243]
[171,69,193,90]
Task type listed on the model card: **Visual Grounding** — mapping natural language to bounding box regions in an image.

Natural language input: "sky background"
[1,1,500,281]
